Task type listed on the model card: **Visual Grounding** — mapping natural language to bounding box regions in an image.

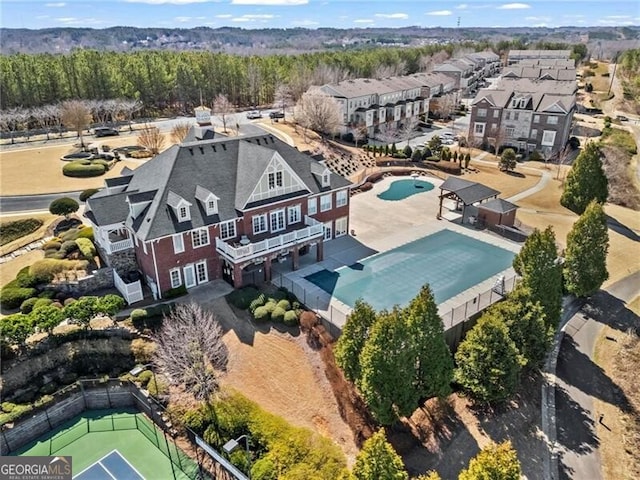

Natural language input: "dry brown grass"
[594,323,640,480]
[0,249,44,287]
[601,145,640,210]
[462,161,542,199]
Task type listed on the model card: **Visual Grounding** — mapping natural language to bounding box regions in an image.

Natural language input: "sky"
[1,0,639,30]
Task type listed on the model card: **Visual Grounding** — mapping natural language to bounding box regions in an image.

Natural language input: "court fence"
[1,379,246,480]
[273,272,518,347]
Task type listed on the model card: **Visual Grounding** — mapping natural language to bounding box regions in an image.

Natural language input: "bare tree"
[350,126,367,148]
[431,94,456,121]
[116,98,142,131]
[43,104,63,138]
[88,99,109,126]
[247,61,261,107]
[154,303,228,404]
[212,93,234,133]
[137,124,165,154]
[373,61,407,80]
[294,87,342,141]
[376,123,400,144]
[419,50,451,72]
[288,67,315,102]
[60,100,92,147]
[312,63,350,85]
[398,116,419,144]
[170,121,192,144]
[273,83,293,117]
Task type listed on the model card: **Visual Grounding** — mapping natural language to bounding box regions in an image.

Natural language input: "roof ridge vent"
[222,143,226,151]
[189,148,194,156]
[212,145,216,152]
[198,146,204,154]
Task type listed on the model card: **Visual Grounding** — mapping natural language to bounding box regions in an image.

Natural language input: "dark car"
[94,127,119,137]
[269,111,285,119]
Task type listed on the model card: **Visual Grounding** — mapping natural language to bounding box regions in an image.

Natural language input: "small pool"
[304,229,514,311]
[377,179,434,201]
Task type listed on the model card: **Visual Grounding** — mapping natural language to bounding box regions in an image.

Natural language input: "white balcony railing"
[105,237,134,254]
[113,270,143,305]
[216,216,324,263]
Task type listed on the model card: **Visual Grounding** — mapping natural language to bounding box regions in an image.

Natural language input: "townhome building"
[501,66,577,81]
[85,130,351,301]
[468,77,576,156]
[506,49,572,65]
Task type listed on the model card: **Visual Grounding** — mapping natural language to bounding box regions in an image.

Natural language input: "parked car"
[94,127,119,137]
[246,110,262,119]
[439,131,455,139]
[616,115,629,122]
[269,111,285,119]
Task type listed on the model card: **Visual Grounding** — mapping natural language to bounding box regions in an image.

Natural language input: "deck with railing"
[216,216,323,263]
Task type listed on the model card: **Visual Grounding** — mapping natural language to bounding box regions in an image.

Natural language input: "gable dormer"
[310,161,332,188]
[195,185,219,216]
[167,190,192,222]
[127,190,156,220]
[244,152,309,206]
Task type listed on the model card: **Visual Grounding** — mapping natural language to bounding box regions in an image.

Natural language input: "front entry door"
[183,264,196,288]
[323,221,332,241]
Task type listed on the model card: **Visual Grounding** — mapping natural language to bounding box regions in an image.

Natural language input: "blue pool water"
[377,179,435,201]
[304,229,514,311]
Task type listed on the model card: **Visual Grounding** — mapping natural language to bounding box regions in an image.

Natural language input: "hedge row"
[0,218,44,246]
[228,286,300,326]
[62,160,107,178]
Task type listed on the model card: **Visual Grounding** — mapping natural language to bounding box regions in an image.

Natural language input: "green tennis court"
[305,229,515,311]
[14,410,200,480]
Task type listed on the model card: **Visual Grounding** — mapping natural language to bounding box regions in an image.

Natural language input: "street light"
[223,434,251,479]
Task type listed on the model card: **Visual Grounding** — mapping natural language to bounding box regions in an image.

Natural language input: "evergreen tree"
[403,285,453,399]
[454,314,523,403]
[499,148,517,172]
[352,429,408,480]
[564,200,609,297]
[490,285,551,369]
[334,300,377,383]
[458,441,521,480]
[560,142,608,214]
[358,308,417,424]
[512,226,563,327]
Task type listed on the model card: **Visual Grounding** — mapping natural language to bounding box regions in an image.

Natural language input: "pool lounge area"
[377,178,435,201]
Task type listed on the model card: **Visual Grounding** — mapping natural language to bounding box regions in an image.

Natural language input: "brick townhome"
[85,131,351,301]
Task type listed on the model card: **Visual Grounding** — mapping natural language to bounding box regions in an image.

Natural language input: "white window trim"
[270,209,286,233]
[477,108,487,117]
[336,190,348,208]
[172,233,185,254]
[191,227,210,248]
[308,197,317,215]
[196,260,208,284]
[178,205,189,221]
[252,214,268,235]
[206,198,218,216]
[474,122,485,136]
[335,217,348,237]
[169,268,182,288]
[541,130,556,147]
[220,220,236,240]
[320,194,332,212]
[287,205,301,224]
[547,116,558,125]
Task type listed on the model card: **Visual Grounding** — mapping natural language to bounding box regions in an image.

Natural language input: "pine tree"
[454,313,524,403]
[512,226,563,327]
[499,148,517,172]
[352,429,408,480]
[334,300,377,383]
[403,285,453,399]
[560,142,608,214]
[491,285,551,369]
[458,441,522,480]
[564,200,609,297]
[358,308,417,424]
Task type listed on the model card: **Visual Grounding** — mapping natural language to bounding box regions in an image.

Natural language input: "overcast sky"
[2,0,639,30]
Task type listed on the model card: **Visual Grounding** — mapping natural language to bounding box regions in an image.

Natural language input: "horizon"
[1,0,639,31]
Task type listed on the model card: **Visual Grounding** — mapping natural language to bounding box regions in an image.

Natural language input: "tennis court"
[15,410,200,480]
[304,229,515,311]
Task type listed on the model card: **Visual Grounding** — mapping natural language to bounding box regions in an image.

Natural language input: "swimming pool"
[304,229,514,311]
[377,179,435,201]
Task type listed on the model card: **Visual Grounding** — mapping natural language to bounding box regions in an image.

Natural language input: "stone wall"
[107,249,138,277]
[0,381,135,455]
[53,267,114,297]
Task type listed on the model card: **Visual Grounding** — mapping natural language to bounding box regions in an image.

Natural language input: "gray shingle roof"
[479,198,518,214]
[440,178,500,205]
[87,133,351,241]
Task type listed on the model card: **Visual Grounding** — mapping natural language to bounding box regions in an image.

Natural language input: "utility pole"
[607,52,619,98]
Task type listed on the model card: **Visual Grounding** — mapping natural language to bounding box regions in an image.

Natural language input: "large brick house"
[85,131,351,301]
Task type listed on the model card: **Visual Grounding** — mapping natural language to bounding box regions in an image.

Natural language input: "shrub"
[129,150,153,159]
[249,294,266,313]
[79,188,100,202]
[62,161,107,178]
[59,228,81,242]
[253,306,270,322]
[16,266,38,288]
[411,149,423,162]
[137,370,154,387]
[91,159,110,168]
[426,156,440,162]
[271,306,286,323]
[44,250,66,259]
[49,197,80,218]
[1,287,37,309]
[30,258,87,283]
[64,296,98,327]
[75,238,96,260]
[131,308,148,323]
[163,285,188,299]
[263,301,277,314]
[299,311,318,332]
[0,218,44,246]
[131,338,156,364]
[20,297,40,314]
[42,240,62,251]
[529,150,543,161]
[60,240,79,255]
[1,402,16,413]
[283,310,299,326]
[148,376,169,399]
[63,298,76,306]
[33,298,53,310]
[95,294,125,316]
[403,145,412,157]
[360,182,373,192]
[76,227,94,241]
[276,299,291,311]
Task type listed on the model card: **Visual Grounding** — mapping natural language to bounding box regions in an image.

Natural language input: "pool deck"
[272,174,521,329]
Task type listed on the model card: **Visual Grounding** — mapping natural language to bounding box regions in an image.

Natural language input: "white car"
[439,132,455,139]
[246,110,262,119]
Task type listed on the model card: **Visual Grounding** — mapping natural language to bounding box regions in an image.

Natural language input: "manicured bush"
[271,306,286,323]
[62,160,107,178]
[91,159,110,168]
[64,296,98,327]
[131,308,148,322]
[227,286,259,309]
[162,285,188,299]
[1,287,37,310]
[59,228,81,242]
[76,227,94,241]
[60,240,79,255]
[263,301,277,314]
[49,197,80,218]
[79,188,100,202]
[411,149,423,162]
[16,266,38,288]
[129,150,153,159]
[299,311,318,332]
[95,294,126,316]
[529,150,543,161]
[137,370,153,387]
[253,306,270,322]
[30,259,87,284]
[42,240,62,251]
[276,299,291,311]
[283,310,299,326]
[63,297,76,306]
[0,218,44,246]
[20,297,40,314]
[403,145,412,157]
[249,293,266,313]
[75,238,96,260]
